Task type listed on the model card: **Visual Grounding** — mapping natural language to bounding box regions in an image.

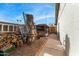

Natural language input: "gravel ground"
[10,37,48,56]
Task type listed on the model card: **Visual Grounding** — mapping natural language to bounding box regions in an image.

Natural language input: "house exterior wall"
[0,22,24,33]
[57,3,79,56]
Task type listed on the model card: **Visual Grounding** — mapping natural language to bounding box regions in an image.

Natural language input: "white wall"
[57,3,79,56]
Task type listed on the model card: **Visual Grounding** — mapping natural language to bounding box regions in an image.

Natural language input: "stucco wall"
[57,3,79,56]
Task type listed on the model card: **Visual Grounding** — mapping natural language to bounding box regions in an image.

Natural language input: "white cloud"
[0,3,55,24]
[15,14,24,24]
[16,14,23,20]
[0,19,13,23]
[0,19,7,21]
[33,4,55,22]
[34,13,55,21]
[0,14,21,24]
[35,15,52,21]
[0,14,9,22]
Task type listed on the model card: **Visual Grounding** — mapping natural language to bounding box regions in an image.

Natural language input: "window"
[9,25,13,31]
[14,26,17,31]
[0,25,2,31]
[3,25,8,31]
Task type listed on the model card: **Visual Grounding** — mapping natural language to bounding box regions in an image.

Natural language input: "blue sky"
[0,3,55,25]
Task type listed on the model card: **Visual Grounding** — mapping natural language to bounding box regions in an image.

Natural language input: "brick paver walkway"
[11,34,64,56]
[43,34,65,56]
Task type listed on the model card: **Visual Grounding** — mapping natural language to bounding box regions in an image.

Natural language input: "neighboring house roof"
[0,21,24,26]
[36,24,49,28]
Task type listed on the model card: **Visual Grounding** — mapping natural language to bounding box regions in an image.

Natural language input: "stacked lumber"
[0,32,23,50]
[49,25,57,34]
